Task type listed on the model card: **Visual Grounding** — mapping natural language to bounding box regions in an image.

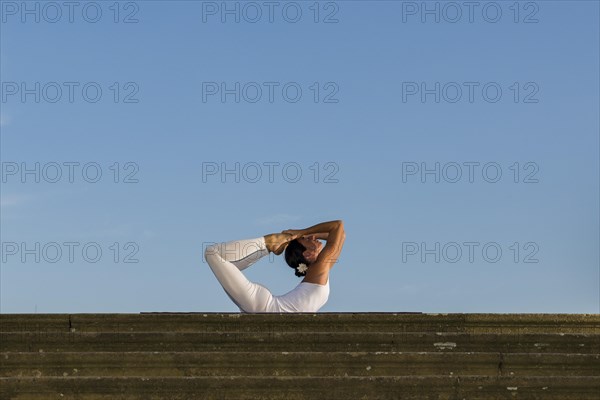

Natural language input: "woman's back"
[270,278,330,312]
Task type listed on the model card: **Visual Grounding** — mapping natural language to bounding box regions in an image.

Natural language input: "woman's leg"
[204,236,275,313]
[225,238,268,272]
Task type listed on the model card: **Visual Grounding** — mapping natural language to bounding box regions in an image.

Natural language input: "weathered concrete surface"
[3,331,598,353]
[2,351,598,377]
[1,313,599,399]
[2,312,599,333]
[2,376,600,400]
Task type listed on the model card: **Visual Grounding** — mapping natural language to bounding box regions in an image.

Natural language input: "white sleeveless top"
[269,277,330,313]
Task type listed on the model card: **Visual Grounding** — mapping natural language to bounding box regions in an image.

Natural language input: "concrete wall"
[1,312,599,399]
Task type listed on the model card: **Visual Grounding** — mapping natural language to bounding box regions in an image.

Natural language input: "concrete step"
[2,313,597,399]
[2,351,598,378]
[2,313,598,334]
[2,331,597,354]
[2,375,599,400]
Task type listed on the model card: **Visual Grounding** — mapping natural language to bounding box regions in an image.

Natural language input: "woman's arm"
[280,230,328,241]
[283,220,342,240]
[307,232,329,240]
[310,220,345,269]
[301,220,342,236]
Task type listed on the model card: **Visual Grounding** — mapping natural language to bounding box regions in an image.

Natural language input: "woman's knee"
[204,243,219,260]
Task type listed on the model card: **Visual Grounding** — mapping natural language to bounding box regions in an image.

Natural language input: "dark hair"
[284,239,310,277]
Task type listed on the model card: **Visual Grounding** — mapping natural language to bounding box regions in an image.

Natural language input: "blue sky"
[1,0,598,313]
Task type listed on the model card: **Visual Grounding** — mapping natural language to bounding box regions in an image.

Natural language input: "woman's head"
[284,237,324,277]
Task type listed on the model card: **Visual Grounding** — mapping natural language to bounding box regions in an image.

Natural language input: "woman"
[204,220,345,313]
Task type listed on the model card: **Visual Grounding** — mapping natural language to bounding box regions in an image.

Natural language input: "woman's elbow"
[337,220,345,234]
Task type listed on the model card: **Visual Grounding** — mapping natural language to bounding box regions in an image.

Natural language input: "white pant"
[204,236,275,313]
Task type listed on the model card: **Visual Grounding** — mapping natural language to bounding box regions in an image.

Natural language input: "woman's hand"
[264,233,294,255]
[281,229,304,241]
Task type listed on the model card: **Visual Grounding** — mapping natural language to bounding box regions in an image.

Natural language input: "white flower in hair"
[297,263,308,273]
